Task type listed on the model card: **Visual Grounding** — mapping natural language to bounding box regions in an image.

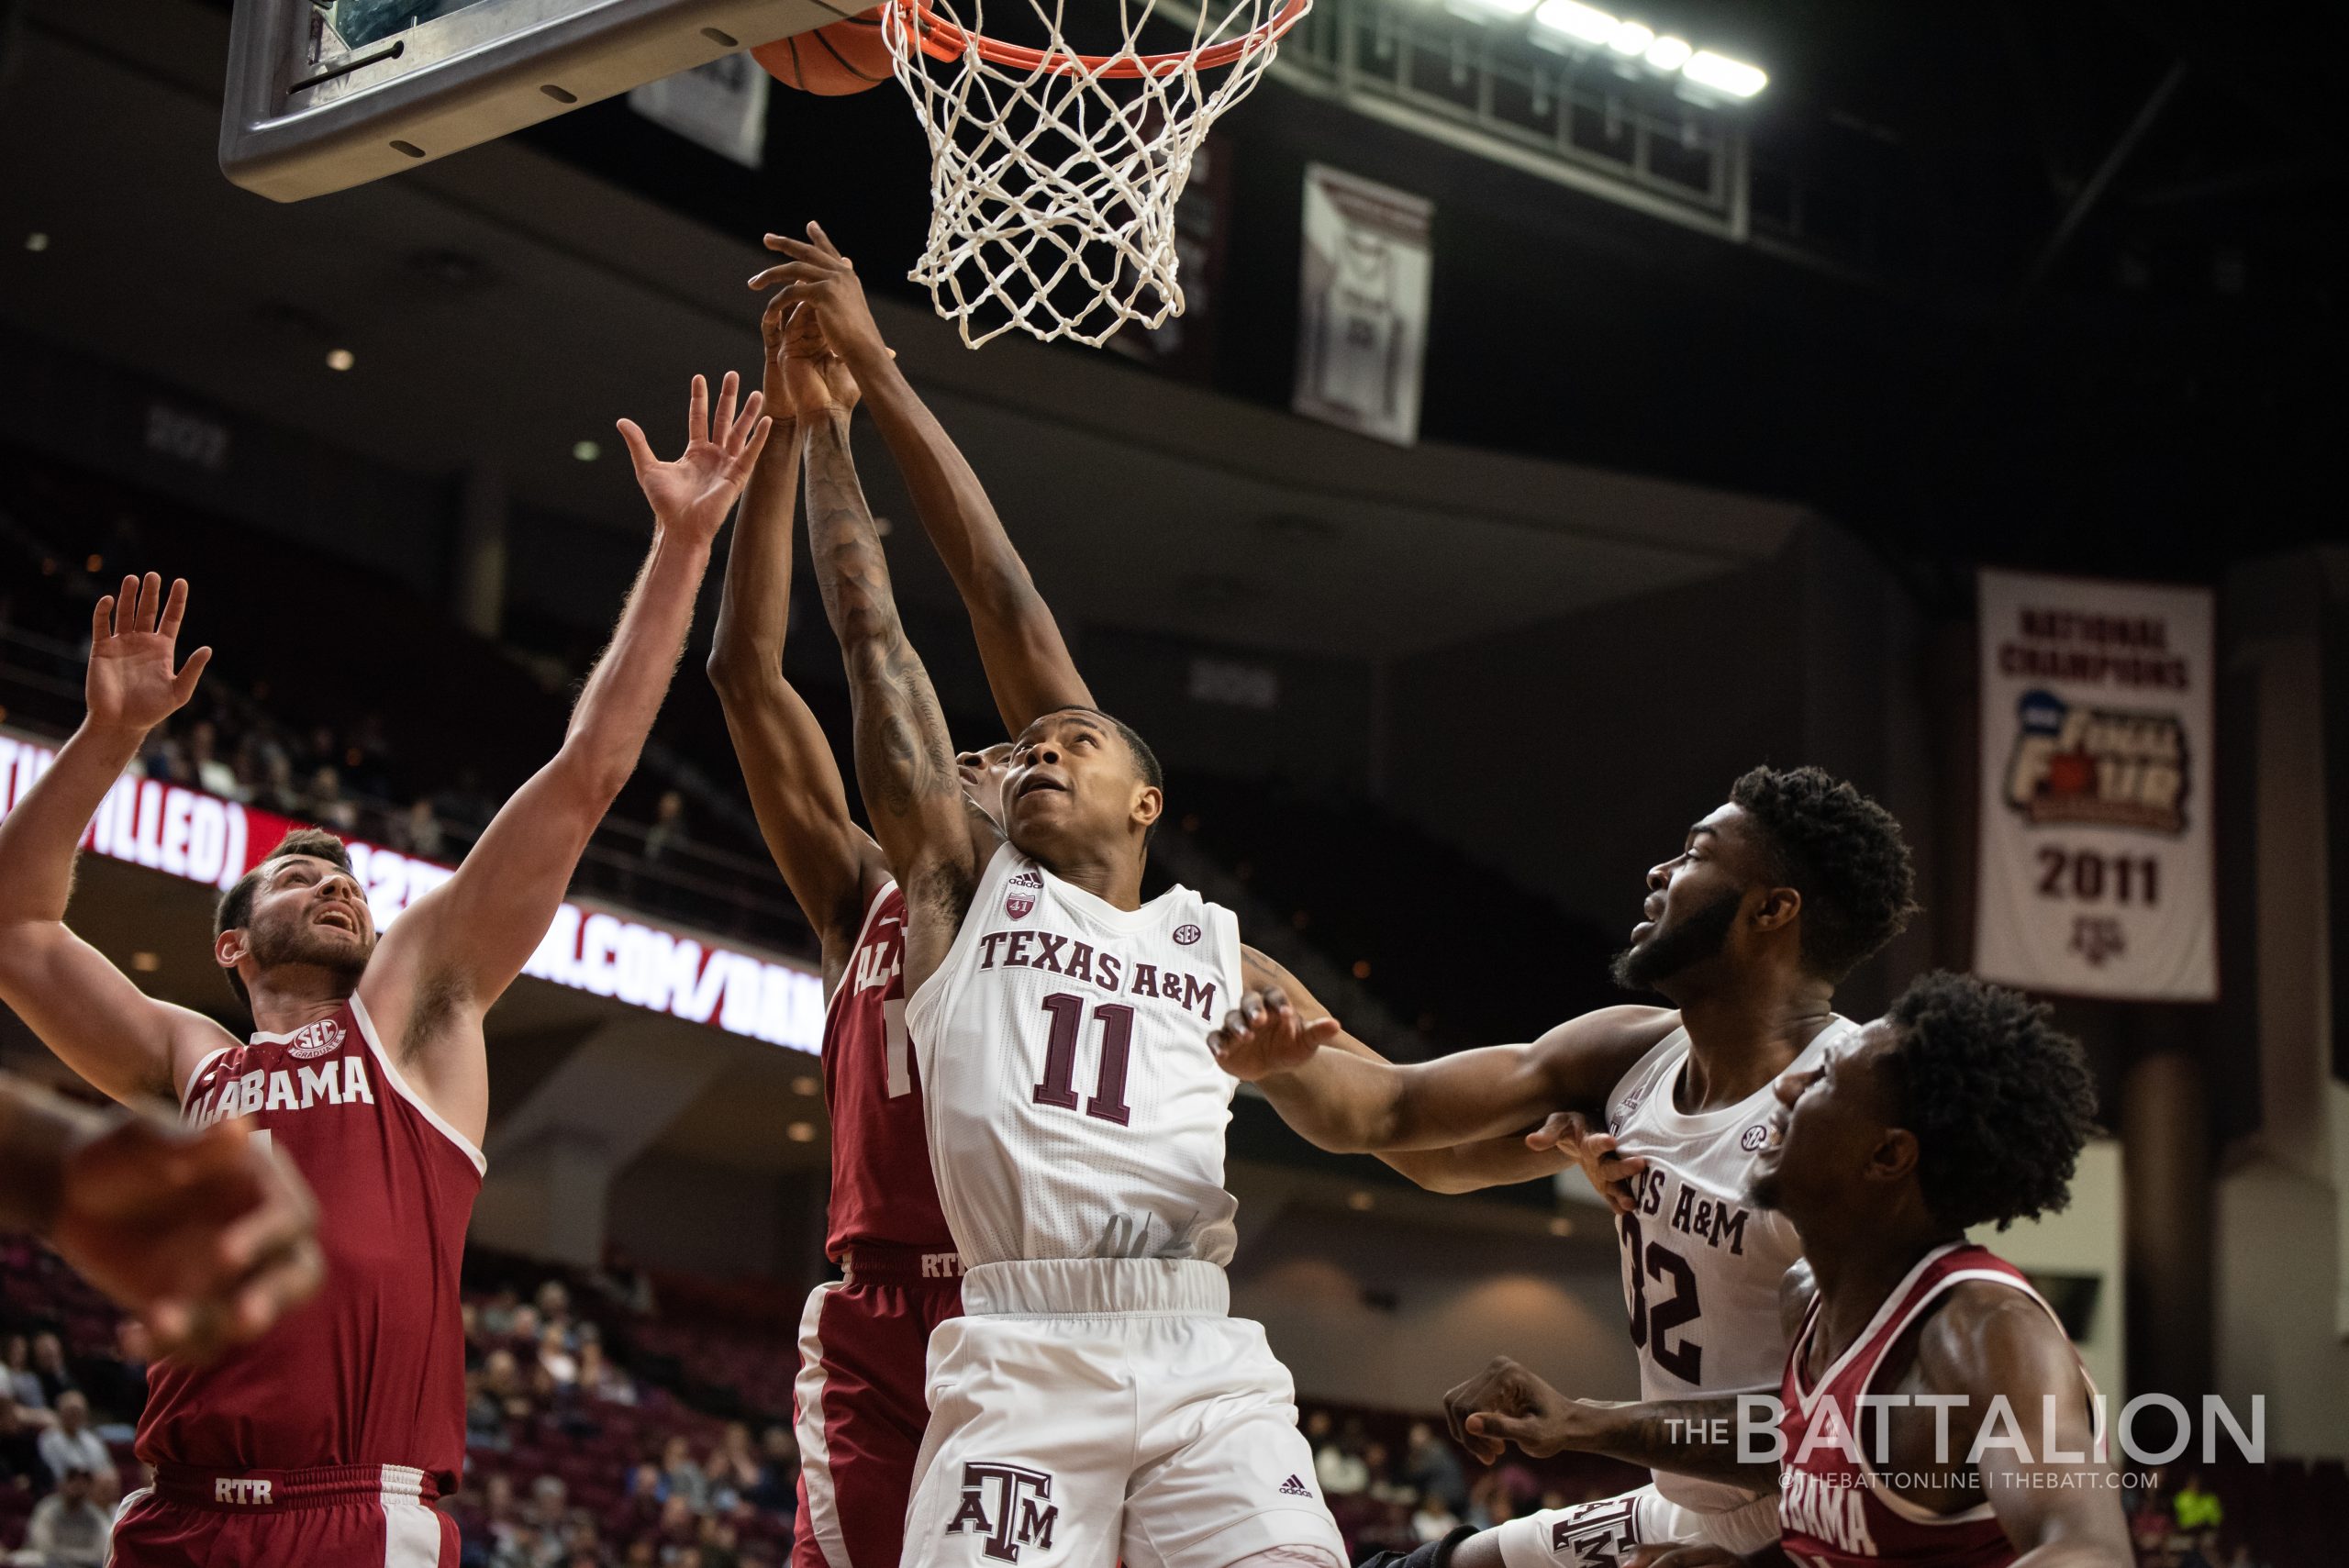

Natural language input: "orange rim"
[889,0,1312,78]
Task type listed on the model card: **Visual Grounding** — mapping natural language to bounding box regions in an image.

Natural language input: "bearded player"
[1441,973,2130,1568]
[756,228,1347,1568]
[0,375,769,1567]
[1213,767,1918,1568]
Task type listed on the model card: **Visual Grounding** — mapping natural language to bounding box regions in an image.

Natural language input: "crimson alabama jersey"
[822,882,954,1261]
[145,995,484,1491]
[1777,1242,2105,1568]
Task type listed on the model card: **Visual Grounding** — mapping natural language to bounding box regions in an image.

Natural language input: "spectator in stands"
[698,1515,743,1568]
[393,798,447,860]
[73,1321,150,1427]
[2171,1473,2221,1536]
[305,764,360,831]
[27,1337,75,1408]
[1402,1421,1466,1513]
[538,1323,579,1391]
[1363,1441,1408,1506]
[1314,1417,1370,1497]
[535,1280,573,1331]
[1467,1469,1520,1530]
[576,1330,635,1406]
[186,720,239,799]
[0,1391,50,1488]
[257,751,302,815]
[660,1434,710,1514]
[34,1394,113,1507]
[1410,1489,1460,1544]
[2,1337,46,1417]
[24,1465,110,1567]
[643,790,689,862]
[477,1348,535,1428]
[708,1423,762,1513]
[749,1425,796,1511]
[138,728,187,785]
[607,1462,666,1543]
[479,1285,522,1340]
[508,1305,544,1352]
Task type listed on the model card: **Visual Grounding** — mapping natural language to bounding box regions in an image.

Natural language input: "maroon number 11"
[1031,993,1136,1125]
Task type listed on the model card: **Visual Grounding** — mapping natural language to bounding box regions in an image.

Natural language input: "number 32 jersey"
[905,844,1242,1271]
[1604,1018,1855,1514]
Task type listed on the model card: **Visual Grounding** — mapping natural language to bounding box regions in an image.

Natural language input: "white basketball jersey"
[904,844,1243,1272]
[1603,1016,1856,1514]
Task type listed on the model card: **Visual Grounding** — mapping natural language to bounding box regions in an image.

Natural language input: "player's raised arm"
[755,223,1093,732]
[708,299,889,993]
[800,373,996,997]
[1210,958,1675,1153]
[0,575,235,1105]
[372,373,771,1135]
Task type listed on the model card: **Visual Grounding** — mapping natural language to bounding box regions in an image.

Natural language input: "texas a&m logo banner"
[1974,569,2216,1000]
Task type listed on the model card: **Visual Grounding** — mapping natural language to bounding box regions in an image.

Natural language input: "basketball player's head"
[1002,706,1163,865]
[955,741,1017,825]
[214,828,374,1011]
[1610,765,1917,1000]
[1749,972,2097,1236]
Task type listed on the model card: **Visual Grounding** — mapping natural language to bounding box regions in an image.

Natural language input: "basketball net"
[882,0,1308,348]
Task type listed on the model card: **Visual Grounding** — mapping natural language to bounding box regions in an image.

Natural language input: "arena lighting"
[786,1121,818,1143]
[1448,0,1542,17]
[572,439,601,462]
[1548,1216,1574,1237]
[1683,48,1768,97]
[1528,4,1769,98]
[24,232,49,252]
[1531,0,1617,43]
[325,348,355,372]
[1645,34,1693,69]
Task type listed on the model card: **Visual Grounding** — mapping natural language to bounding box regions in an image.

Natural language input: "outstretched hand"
[52,1110,323,1364]
[1525,1110,1647,1216]
[1442,1355,1599,1464]
[1207,985,1341,1081]
[86,573,211,736]
[617,372,773,547]
[751,223,892,373]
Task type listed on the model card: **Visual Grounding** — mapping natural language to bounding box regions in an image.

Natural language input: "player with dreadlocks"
[1441,971,2127,1568]
[1211,766,1920,1568]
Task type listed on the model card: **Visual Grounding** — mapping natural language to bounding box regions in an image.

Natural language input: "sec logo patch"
[1173,924,1202,945]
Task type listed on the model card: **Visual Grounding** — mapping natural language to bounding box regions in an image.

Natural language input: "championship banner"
[1293,164,1431,448]
[1974,570,2216,1000]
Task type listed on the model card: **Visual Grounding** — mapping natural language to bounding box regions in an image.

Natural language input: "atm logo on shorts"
[946,1462,1057,1562]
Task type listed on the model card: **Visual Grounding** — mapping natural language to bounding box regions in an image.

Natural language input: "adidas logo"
[1277,1474,1313,1498]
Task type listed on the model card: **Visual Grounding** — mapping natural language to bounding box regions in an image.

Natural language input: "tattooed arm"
[801,406,996,997]
[755,223,1093,733]
[1441,1356,1776,1488]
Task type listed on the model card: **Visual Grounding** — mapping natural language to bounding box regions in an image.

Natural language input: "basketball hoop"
[880,0,1313,348]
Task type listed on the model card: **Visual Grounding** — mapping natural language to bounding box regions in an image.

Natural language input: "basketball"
[753,9,894,96]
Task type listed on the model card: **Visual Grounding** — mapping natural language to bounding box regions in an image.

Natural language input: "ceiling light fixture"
[1527,6,1767,98]
[326,348,355,372]
[573,440,600,462]
[25,232,50,252]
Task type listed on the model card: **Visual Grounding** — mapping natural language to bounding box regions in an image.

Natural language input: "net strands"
[885,0,1308,348]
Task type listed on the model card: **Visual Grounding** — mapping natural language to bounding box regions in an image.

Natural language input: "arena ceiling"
[0,0,1807,662]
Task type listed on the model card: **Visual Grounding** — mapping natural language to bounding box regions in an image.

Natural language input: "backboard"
[221,0,841,202]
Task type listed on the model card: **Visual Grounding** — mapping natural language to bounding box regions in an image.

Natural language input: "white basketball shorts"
[1494,1484,1779,1568]
[900,1259,1346,1568]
